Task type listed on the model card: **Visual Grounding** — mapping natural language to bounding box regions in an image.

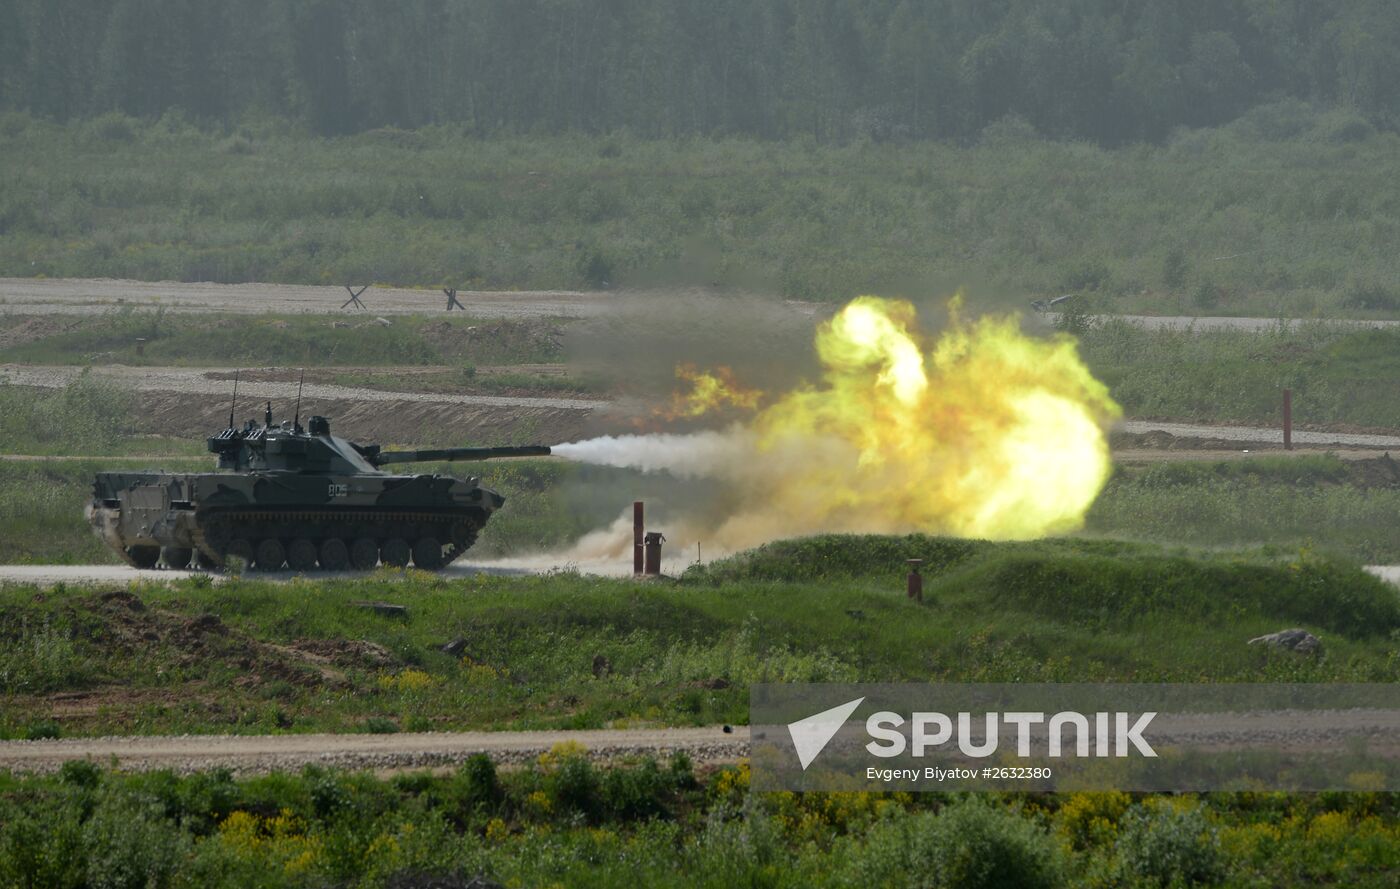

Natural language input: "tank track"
[191,507,486,572]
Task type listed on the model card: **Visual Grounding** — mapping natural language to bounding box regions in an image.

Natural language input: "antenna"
[227,370,240,428]
[293,368,305,432]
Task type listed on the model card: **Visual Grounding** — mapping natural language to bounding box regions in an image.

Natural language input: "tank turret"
[88,407,550,573]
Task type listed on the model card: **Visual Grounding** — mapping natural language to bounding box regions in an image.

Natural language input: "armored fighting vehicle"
[87,405,549,571]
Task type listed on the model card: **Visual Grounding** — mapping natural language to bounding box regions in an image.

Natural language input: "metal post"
[906,559,923,602]
[1283,389,1292,451]
[633,500,644,575]
[644,532,666,575]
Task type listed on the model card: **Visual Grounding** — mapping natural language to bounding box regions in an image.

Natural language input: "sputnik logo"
[788,696,864,769]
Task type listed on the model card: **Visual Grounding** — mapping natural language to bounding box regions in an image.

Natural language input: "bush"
[0,373,135,455]
[1162,248,1189,292]
[576,247,615,288]
[0,795,87,888]
[843,798,1063,889]
[1341,280,1399,311]
[84,792,189,889]
[82,112,141,144]
[549,754,601,819]
[1112,803,1225,887]
[61,759,103,789]
[453,754,502,814]
[979,114,1041,147]
[365,716,400,734]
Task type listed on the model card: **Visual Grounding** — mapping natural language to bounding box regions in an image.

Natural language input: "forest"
[3,0,1399,143]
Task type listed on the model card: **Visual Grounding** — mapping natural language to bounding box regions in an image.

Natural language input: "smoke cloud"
[544,296,1119,566]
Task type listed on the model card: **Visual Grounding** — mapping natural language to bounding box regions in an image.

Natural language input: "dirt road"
[1044,311,1400,331]
[1118,419,1400,449]
[7,277,1400,332]
[0,726,748,775]
[0,277,611,318]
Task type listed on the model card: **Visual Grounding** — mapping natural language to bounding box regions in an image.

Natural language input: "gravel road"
[1045,312,1400,331]
[0,363,611,413]
[7,278,1400,332]
[0,277,611,318]
[1118,419,1400,449]
[0,726,749,775]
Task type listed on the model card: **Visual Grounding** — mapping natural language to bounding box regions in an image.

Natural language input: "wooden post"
[633,501,644,575]
[1283,389,1292,451]
[906,559,923,602]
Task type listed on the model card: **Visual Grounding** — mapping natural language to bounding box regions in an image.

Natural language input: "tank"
[87,405,550,571]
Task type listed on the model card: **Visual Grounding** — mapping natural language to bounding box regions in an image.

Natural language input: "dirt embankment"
[0,363,620,446]
[137,389,600,447]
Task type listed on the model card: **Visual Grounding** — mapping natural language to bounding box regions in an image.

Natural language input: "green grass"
[1080,319,1400,430]
[0,310,564,367]
[2,761,1395,888]
[1085,458,1400,563]
[5,117,1400,314]
[2,536,1396,737]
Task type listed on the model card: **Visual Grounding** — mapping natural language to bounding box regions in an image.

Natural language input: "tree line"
[2,0,1399,144]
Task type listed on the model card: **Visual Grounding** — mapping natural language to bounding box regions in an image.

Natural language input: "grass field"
[2,535,1395,739]
[1079,319,1400,431]
[5,113,1400,315]
[2,760,1396,888]
[0,311,565,368]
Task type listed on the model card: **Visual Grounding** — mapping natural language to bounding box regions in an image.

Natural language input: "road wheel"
[225,538,254,570]
[381,537,411,568]
[160,546,193,569]
[127,545,160,569]
[286,538,318,572]
[254,538,286,571]
[320,538,350,571]
[194,548,221,570]
[412,537,444,570]
[349,537,379,570]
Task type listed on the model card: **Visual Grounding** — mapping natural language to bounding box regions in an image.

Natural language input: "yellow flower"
[537,739,587,768]
[378,668,436,693]
[526,790,553,815]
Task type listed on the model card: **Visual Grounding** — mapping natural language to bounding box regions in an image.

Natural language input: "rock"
[591,654,611,677]
[1248,628,1321,655]
[352,601,408,618]
[439,638,469,658]
[375,316,392,326]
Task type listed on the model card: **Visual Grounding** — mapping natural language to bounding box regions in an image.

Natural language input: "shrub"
[549,753,601,819]
[600,756,672,820]
[979,114,1041,147]
[0,795,87,888]
[1341,280,1399,311]
[83,792,189,889]
[576,247,615,288]
[453,753,503,814]
[25,718,63,740]
[83,112,140,144]
[60,759,103,789]
[842,798,1063,889]
[1162,248,1189,292]
[1112,803,1225,887]
[365,716,400,734]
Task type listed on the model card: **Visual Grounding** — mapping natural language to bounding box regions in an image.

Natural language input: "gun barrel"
[371,445,551,466]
